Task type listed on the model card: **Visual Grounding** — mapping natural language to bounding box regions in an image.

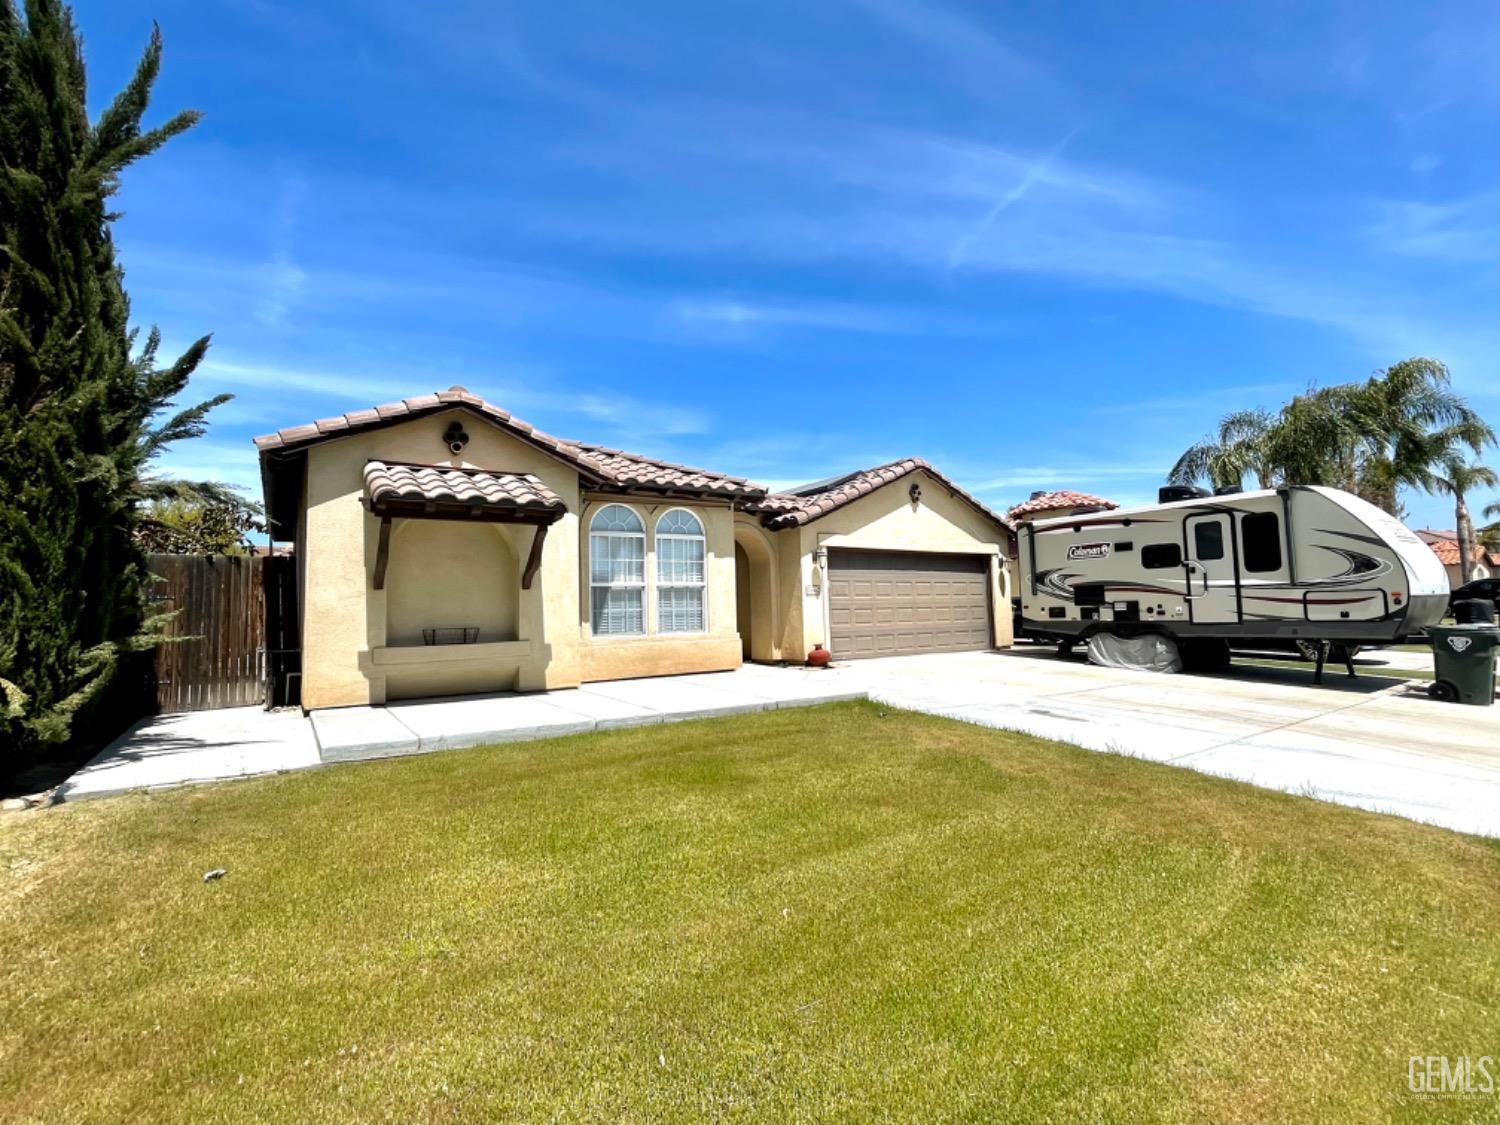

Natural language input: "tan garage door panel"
[828,550,991,660]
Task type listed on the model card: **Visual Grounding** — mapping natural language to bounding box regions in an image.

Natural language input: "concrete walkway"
[56,707,322,800]
[56,649,1500,838]
[310,664,863,760]
[56,664,862,800]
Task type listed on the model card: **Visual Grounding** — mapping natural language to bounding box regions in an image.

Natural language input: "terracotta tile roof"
[255,386,765,500]
[364,461,566,516]
[574,444,762,498]
[749,458,1012,536]
[1416,529,1496,567]
[1005,489,1118,522]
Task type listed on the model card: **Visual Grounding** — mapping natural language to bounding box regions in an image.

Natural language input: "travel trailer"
[1018,485,1449,653]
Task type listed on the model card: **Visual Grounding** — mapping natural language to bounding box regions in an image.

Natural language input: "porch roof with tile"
[363,461,567,522]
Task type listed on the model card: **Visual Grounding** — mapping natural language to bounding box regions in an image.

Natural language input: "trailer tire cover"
[1086,632,1183,674]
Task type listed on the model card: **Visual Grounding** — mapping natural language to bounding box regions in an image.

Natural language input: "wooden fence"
[148,554,277,713]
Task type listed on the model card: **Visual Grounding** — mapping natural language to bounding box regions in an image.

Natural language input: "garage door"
[827,550,992,660]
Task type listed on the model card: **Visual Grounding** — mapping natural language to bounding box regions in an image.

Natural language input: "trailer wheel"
[1056,639,1075,658]
[1428,680,1459,703]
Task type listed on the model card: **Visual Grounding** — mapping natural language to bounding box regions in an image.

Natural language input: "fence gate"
[149,554,276,713]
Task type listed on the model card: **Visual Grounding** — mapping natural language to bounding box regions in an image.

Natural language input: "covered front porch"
[360,460,565,701]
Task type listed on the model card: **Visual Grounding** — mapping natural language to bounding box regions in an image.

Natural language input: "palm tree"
[1169,359,1494,518]
[1339,358,1493,514]
[1168,409,1278,490]
[1481,500,1500,553]
[1435,457,1498,584]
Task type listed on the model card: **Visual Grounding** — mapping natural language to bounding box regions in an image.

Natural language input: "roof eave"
[256,400,612,487]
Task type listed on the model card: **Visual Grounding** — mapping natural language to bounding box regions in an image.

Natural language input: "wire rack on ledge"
[422,627,480,646]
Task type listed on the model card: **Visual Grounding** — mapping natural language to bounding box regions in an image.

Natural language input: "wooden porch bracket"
[373,515,393,590]
[521,523,549,590]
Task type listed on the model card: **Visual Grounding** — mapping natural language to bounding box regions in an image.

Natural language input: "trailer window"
[1141,543,1182,569]
[1241,512,1283,572]
[1193,521,1225,561]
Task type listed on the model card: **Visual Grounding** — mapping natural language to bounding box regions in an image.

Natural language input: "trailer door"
[1183,513,1239,624]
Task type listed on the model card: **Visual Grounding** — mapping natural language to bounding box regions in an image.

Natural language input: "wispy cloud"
[841,0,1040,87]
[1092,382,1292,417]
[565,393,708,436]
[193,355,712,440]
[1365,194,1500,263]
[947,126,1080,270]
[151,439,263,494]
[673,297,905,336]
[965,461,1170,494]
[256,176,308,328]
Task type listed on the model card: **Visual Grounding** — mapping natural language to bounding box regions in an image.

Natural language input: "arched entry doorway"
[733,522,779,663]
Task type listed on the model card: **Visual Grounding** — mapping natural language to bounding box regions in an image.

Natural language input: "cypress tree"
[0,1,228,754]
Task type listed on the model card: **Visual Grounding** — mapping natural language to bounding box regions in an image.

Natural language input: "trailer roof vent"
[1213,484,1242,496]
[1071,504,1109,515]
[1158,484,1210,504]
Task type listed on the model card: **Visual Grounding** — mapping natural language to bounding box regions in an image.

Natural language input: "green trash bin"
[1427,624,1500,706]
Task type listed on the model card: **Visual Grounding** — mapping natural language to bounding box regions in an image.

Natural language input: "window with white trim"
[655,508,706,633]
[589,505,645,636]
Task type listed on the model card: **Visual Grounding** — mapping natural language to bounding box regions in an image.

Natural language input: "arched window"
[656,508,706,633]
[589,505,645,635]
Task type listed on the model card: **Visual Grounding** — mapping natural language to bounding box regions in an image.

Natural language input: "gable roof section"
[256,386,767,535]
[750,458,1012,538]
[256,387,592,481]
[1005,489,1118,522]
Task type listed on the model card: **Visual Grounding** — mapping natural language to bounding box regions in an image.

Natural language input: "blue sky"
[80,0,1500,531]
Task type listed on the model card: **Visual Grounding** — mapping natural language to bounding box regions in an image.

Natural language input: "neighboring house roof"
[363,461,567,520]
[749,458,1013,536]
[1005,490,1118,522]
[1416,529,1497,567]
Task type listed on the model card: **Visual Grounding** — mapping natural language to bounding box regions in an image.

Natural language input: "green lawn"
[4,702,1499,1123]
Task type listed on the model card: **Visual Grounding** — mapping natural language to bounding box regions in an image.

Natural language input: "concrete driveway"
[841,649,1500,837]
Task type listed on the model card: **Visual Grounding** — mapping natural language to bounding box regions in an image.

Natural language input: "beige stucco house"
[256,386,1014,710]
